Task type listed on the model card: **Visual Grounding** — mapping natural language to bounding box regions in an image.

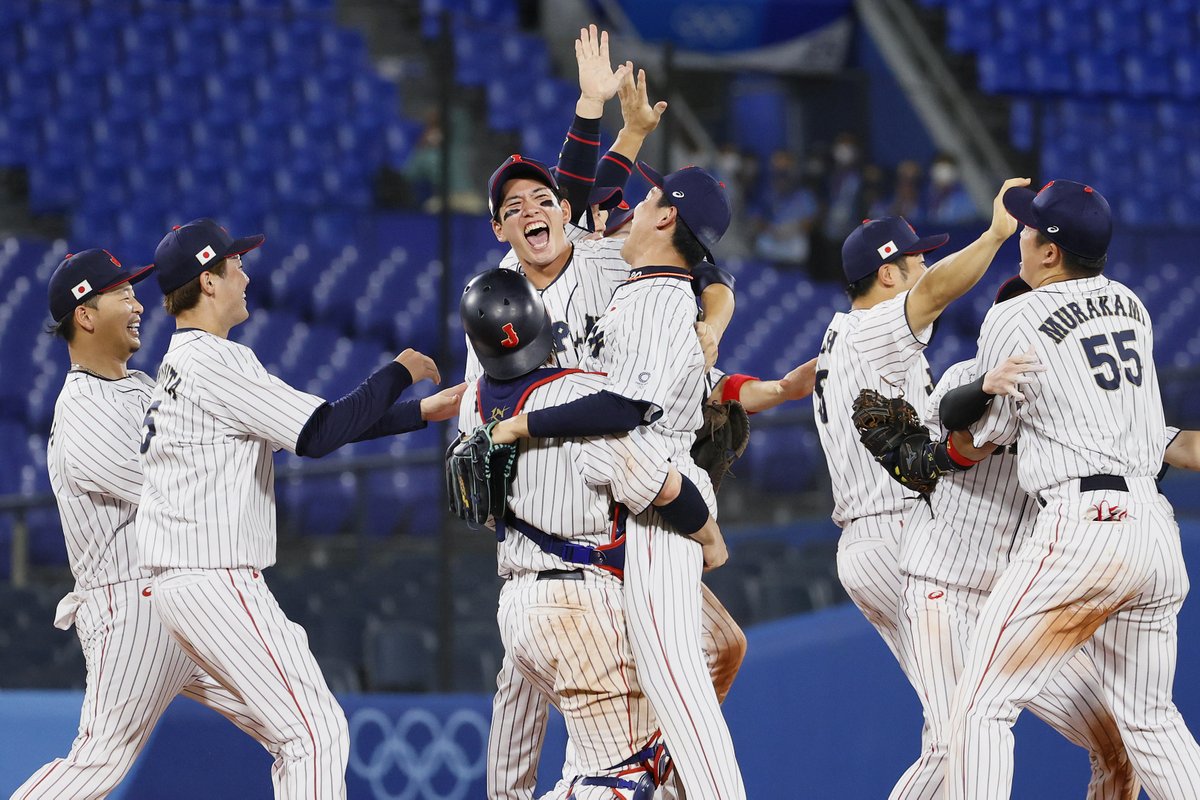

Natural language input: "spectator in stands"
[821,131,865,244]
[402,109,484,213]
[925,152,977,224]
[749,149,818,268]
[873,159,924,220]
[859,163,887,224]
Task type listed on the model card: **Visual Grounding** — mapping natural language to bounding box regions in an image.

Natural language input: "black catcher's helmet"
[460,268,555,380]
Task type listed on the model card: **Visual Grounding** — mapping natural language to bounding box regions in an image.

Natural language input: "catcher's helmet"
[461,268,555,380]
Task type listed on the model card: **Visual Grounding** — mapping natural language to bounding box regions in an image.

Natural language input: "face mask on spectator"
[931,162,958,188]
[832,143,857,166]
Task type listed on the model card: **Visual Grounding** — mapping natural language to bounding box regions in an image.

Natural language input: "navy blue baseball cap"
[1002,179,1111,260]
[588,185,633,235]
[994,275,1032,305]
[488,154,562,221]
[48,249,154,323]
[841,217,949,284]
[636,162,731,262]
[153,218,264,295]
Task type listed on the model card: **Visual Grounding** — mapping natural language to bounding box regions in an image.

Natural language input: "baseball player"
[944,180,1200,799]
[13,250,271,800]
[810,178,1029,798]
[491,163,748,799]
[479,45,745,799]
[876,278,1138,800]
[134,218,461,800]
[456,268,730,799]
[945,181,1200,800]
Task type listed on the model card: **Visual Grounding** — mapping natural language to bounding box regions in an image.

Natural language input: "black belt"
[1037,474,1159,507]
[1079,475,1129,492]
[536,569,584,581]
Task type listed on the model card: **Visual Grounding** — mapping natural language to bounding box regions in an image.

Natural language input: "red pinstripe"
[566,131,600,146]
[599,584,636,749]
[601,154,631,173]
[557,167,594,183]
[226,569,319,798]
[957,508,1065,794]
[644,529,725,799]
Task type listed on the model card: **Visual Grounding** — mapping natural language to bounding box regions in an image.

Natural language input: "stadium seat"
[364,618,437,691]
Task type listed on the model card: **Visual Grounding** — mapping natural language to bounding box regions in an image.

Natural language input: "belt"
[1037,474,1160,507]
[536,569,584,581]
[506,511,627,576]
[1079,475,1130,492]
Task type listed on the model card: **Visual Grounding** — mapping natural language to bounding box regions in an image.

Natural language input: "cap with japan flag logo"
[840,216,949,284]
[153,218,265,295]
[48,248,155,323]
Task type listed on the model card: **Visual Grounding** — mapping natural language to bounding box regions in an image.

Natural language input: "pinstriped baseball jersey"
[815,290,934,526]
[468,231,629,382]
[138,329,324,570]
[901,359,1033,592]
[457,372,669,578]
[48,370,155,589]
[970,276,1164,492]
[579,266,716,515]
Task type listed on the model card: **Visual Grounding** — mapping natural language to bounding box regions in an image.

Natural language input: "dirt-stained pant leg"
[947,489,1200,800]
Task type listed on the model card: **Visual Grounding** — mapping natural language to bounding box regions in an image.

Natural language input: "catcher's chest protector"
[476,367,584,424]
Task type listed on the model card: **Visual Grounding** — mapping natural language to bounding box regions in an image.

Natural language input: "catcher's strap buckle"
[505,514,626,576]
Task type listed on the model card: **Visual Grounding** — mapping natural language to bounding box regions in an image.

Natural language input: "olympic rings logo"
[347,707,488,800]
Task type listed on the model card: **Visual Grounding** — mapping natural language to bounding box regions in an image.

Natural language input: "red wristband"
[722,374,759,404]
[945,433,982,467]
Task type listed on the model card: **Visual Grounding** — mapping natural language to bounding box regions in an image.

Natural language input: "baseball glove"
[691,400,750,492]
[445,421,518,525]
[851,388,973,495]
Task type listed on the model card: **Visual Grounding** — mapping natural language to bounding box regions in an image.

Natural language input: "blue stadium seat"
[1176,53,1200,100]
[1124,53,1175,98]
[945,0,995,53]
[1025,48,1073,95]
[976,45,1027,95]
[1074,52,1124,97]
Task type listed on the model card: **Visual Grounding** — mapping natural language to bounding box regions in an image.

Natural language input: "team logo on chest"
[489,406,509,422]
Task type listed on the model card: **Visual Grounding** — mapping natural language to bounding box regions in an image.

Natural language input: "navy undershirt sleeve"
[296,361,416,458]
[594,150,633,193]
[939,375,992,432]
[656,475,710,535]
[526,390,652,438]
[555,115,602,225]
[691,260,736,296]
[350,399,426,442]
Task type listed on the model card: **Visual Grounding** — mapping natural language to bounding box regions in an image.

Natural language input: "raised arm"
[556,25,627,222]
[905,177,1030,333]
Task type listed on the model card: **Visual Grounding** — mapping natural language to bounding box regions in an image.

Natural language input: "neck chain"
[70,364,127,381]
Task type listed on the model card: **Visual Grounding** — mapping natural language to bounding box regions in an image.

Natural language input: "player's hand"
[987,177,1031,242]
[489,415,527,445]
[982,347,1046,401]
[618,67,667,138]
[575,25,626,112]
[695,321,718,371]
[699,526,729,572]
[420,382,465,422]
[778,357,819,401]
[395,349,441,385]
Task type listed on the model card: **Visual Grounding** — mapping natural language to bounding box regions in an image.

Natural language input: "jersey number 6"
[1081,329,1143,391]
[139,400,161,454]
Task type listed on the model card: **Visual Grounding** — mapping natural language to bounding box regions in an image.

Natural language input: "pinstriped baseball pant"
[623,512,746,800]
[151,568,350,800]
[486,582,746,800]
[947,483,1200,799]
[894,574,1137,800]
[12,580,267,800]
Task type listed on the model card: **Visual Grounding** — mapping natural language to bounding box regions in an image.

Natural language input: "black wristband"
[656,475,710,535]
